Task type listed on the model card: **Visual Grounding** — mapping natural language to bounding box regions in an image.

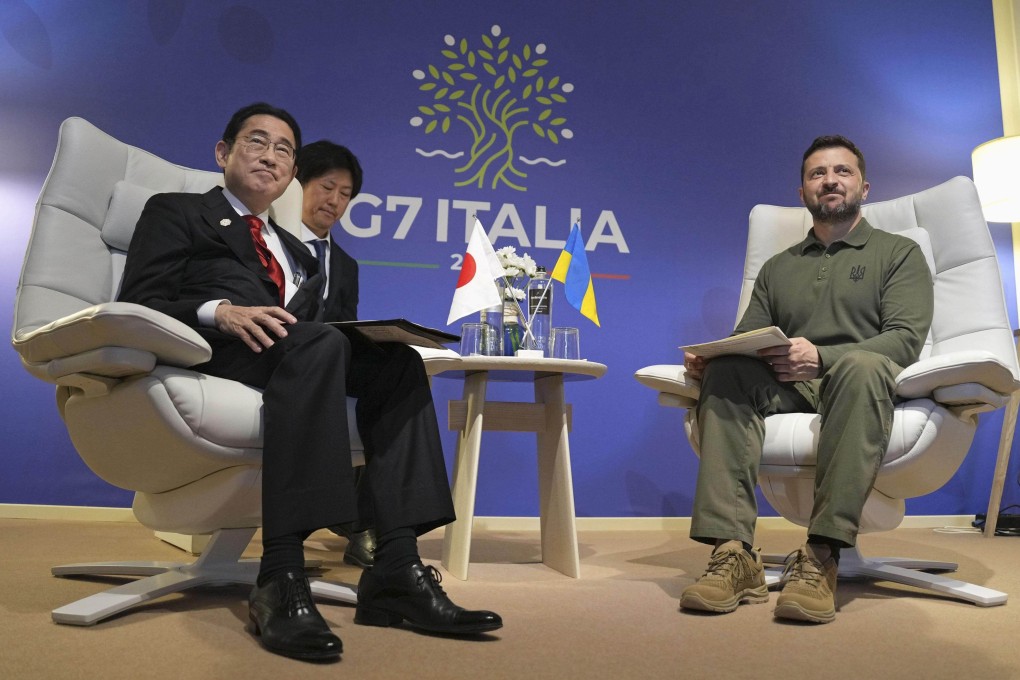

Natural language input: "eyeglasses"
[237,134,296,162]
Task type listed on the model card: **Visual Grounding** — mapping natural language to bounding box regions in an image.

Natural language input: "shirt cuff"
[197,299,229,327]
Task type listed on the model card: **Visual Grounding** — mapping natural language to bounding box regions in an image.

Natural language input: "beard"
[806,193,862,222]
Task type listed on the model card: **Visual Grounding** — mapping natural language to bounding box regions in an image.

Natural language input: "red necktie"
[244,215,285,306]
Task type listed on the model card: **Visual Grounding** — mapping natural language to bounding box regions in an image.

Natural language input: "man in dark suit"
[295,140,374,568]
[118,102,501,661]
[296,140,361,322]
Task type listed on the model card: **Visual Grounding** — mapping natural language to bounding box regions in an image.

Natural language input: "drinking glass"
[550,327,580,360]
[460,323,487,356]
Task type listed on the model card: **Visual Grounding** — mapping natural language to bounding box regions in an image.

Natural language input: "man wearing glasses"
[118,102,501,662]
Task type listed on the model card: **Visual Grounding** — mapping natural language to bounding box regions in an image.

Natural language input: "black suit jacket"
[321,236,359,323]
[118,188,453,537]
[119,187,324,333]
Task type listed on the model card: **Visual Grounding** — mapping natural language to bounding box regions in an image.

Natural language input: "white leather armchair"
[636,176,1018,606]
[11,117,361,625]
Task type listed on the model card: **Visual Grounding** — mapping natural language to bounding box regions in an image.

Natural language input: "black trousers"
[196,322,454,540]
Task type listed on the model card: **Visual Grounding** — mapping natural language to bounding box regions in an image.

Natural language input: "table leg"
[534,374,581,578]
[442,371,488,579]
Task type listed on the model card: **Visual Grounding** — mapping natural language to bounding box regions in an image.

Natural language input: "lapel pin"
[220,218,232,226]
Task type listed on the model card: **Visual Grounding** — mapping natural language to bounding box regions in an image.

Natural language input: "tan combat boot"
[680,540,769,613]
[773,545,838,623]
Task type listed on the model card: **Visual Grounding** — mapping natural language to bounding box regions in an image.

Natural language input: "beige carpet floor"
[0,518,1017,680]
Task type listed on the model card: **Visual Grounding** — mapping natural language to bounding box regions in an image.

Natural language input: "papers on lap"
[328,319,459,349]
[681,326,790,359]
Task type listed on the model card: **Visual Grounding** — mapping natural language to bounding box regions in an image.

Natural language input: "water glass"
[550,327,580,360]
[460,323,487,356]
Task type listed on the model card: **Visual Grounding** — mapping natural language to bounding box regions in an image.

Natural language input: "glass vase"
[496,281,526,356]
[503,299,523,356]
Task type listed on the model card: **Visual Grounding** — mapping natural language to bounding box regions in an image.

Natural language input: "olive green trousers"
[689,350,902,548]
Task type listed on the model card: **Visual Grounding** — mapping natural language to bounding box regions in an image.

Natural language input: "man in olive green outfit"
[679,136,933,623]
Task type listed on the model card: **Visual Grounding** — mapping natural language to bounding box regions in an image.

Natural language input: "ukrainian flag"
[551,223,600,326]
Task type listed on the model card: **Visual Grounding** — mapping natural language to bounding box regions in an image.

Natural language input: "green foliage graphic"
[411,26,573,192]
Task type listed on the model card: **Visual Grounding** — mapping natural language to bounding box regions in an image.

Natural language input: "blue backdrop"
[3,0,1018,519]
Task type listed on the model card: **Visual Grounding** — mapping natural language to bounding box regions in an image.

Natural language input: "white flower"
[493,245,542,319]
[521,253,537,278]
[220,218,232,226]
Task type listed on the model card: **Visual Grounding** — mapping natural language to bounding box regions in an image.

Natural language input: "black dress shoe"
[354,561,502,634]
[329,525,376,568]
[249,571,342,661]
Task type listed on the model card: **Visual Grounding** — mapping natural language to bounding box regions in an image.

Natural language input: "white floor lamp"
[972,136,1020,536]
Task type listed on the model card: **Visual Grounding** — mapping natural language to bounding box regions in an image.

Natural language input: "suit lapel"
[276,224,324,321]
[276,223,318,277]
[200,188,273,285]
[327,239,345,304]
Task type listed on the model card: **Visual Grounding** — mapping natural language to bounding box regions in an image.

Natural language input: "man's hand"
[758,337,820,382]
[683,351,708,380]
[213,303,297,352]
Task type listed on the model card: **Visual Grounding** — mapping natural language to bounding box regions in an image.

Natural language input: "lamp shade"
[972,136,1020,223]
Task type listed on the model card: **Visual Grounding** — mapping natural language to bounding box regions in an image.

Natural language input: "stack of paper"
[680,326,790,359]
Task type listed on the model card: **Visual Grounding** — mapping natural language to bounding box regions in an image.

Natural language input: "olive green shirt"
[734,217,933,372]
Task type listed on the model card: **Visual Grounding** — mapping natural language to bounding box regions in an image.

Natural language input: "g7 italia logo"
[410,24,574,192]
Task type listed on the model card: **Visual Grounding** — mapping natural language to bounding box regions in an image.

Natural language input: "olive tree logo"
[410,24,574,192]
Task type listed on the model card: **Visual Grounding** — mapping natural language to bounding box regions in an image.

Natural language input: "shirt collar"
[221,187,270,224]
[798,216,874,253]
[299,223,329,243]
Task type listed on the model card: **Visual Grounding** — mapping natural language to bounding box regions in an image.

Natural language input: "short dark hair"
[296,140,364,197]
[801,135,865,181]
[221,102,302,151]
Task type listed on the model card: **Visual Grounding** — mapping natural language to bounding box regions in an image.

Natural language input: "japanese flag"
[447,219,505,325]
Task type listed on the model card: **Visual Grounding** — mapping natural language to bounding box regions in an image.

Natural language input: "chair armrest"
[12,302,211,374]
[21,346,156,383]
[634,364,701,408]
[895,351,1019,401]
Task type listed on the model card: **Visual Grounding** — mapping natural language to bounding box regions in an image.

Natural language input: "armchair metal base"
[51,527,358,626]
[762,545,1007,607]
